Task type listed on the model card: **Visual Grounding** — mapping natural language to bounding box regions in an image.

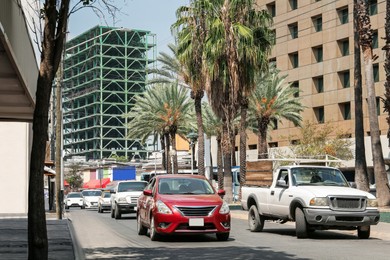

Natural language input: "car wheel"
[111,207,115,218]
[137,214,147,236]
[65,205,69,210]
[216,232,229,241]
[358,226,370,239]
[295,207,308,239]
[248,205,264,232]
[81,205,85,209]
[149,217,160,241]
[114,204,121,219]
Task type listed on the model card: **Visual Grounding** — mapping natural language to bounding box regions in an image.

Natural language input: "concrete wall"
[0,122,31,216]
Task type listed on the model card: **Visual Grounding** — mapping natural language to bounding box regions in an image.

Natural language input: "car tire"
[149,217,160,241]
[65,205,69,210]
[111,207,115,218]
[358,226,370,239]
[137,214,147,236]
[295,207,308,239]
[216,232,229,241]
[248,205,264,232]
[81,205,85,209]
[114,204,121,219]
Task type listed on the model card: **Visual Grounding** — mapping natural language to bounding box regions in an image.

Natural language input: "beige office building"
[241,0,389,170]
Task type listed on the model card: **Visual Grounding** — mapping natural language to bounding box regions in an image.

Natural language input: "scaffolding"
[62,26,156,161]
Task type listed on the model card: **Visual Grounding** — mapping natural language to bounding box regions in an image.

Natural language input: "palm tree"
[125,83,194,174]
[173,0,208,176]
[248,67,304,159]
[356,0,390,206]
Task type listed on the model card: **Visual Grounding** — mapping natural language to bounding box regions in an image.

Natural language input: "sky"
[68,0,189,56]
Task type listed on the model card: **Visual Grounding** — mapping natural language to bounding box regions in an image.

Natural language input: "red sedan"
[137,174,231,241]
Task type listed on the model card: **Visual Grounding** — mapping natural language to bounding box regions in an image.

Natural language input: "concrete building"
[238,0,389,170]
[0,0,37,216]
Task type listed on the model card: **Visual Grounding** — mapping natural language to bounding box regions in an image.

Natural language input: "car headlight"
[367,199,378,207]
[118,197,127,203]
[309,197,329,206]
[219,201,230,214]
[156,200,172,214]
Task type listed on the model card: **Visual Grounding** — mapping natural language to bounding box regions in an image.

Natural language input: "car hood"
[117,191,143,198]
[84,196,100,202]
[158,194,223,206]
[296,186,376,199]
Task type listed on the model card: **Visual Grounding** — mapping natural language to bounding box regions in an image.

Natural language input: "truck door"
[267,169,294,217]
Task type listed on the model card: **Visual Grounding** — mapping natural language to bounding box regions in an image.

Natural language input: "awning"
[83,178,111,189]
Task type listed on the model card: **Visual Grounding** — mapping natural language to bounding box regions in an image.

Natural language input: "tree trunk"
[257,119,269,159]
[170,131,178,174]
[357,0,390,206]
[194,93,205,175]
[231,131,237,166]
[165,133,172,174]
[353,0,370,192]
[222,122,233,203]
[160,135,166,170]
[55,68,63,219]
[217,138,224,190]
[239,100,248,200]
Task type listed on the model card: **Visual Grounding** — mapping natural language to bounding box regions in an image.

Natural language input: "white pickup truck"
[241,165,380,239]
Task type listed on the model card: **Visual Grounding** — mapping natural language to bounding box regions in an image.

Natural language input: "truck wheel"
[295,207,308,239]
[137,214,147,235]
[248,205,264,232]
[115,204,121,219]
[111,207,115,218]
[149,217,160,241]
[357,226,370,239]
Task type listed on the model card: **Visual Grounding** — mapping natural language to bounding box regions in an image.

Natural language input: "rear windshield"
[82,190,102,196]
[118,182,147,192]
[67,193,82,198]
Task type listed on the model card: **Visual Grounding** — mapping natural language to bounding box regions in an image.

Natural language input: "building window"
[338,38,349,56]
[312,45,323,62]
[288,23,298,39]
[291,140,300,145]
[248,144,257,150]
[271,118,278,130]
[289,52,299,69]
[368,0,378,16]
[373,63,379,82]
[291,81,299,97]
[373,30,378,49]
[376,97,381,115]
[267,2,276,17]
[289,0,298,10]
[269,142,278,148]
[269,57,276,66]
[312,15,322,32]
[314,106,325,124]
[313,76,324,93]
[339,102,351,120]
[337,7,349,24]
[339,70,350,88]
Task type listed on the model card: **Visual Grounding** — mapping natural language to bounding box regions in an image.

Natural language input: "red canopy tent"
[64,180,70,186]
[83,178,110,189]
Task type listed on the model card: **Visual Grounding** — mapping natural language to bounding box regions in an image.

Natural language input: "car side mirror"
[217,189,225,196]
[143,189,153,196]
[277,180,288,188]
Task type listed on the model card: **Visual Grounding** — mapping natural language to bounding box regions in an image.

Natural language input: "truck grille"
[329,196,366,211]
[175,206,217,217]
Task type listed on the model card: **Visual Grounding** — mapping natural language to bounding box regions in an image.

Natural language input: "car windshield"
[292,167,349,187]
[158,178,215,195]
[82,190,102,196]
[118,182,147,192]
[103,192,111,198]
[67,193,82,198]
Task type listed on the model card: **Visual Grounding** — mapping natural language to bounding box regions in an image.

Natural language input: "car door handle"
[270,191,274,195]
[289,195,293,197]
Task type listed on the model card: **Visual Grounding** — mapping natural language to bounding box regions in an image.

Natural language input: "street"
[68,208,390,260]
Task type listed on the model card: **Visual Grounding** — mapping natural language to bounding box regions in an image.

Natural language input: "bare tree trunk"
[222,122,233,203]
[239,100,248,200]
[354,0,370,192]
[231,128,237,166]
[217,138,224,190]
[357,0,390,206]
[170,132,178,174]
[194,92,205,175]
[160,135,166,170]
[55,68,63,219]
[257,119,269,159]
[165,133,172,174]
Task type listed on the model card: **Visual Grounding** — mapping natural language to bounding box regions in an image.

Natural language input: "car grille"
[176,223,216,230]
[329,196,366,211]
[126,196,138,204]
[175,206,217,217]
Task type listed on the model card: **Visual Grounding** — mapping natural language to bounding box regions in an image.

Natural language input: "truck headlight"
[118,197,127,203]
[367,199,378,207]
[219,201,230,214]
[309,197,329,206]
[156,200,172,214]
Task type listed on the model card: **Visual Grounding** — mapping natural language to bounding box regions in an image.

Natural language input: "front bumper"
[153,211,231,235]
[304,207,380,227]
[117,203,137,213]
[84,201,98,208]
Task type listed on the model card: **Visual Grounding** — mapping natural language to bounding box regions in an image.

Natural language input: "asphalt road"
[68,208,390,260]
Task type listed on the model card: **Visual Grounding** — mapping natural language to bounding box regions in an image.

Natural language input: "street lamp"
[187,131,198,175]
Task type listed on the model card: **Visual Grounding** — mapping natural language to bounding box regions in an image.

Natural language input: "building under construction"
[62,26,156,161]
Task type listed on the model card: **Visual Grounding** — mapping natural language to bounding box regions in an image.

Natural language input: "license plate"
[189,218,204,227]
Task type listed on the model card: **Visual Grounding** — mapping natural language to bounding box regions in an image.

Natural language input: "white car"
[82,189,102,209]
[98,191,112,213]
[65,192,85,209]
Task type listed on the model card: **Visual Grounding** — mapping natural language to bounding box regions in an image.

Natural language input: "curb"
[67,217,85,260]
